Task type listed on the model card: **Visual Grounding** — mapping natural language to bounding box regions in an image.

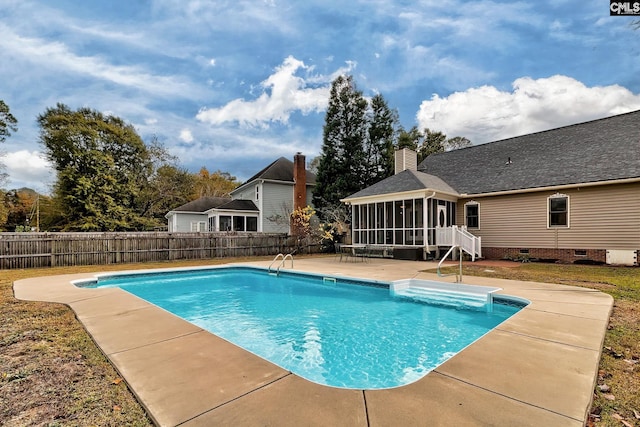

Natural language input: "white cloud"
[3,150,54,192]
[0,23,200,99]
[179,128,194,143]
[416,75,640,144]
[196,56,333,126]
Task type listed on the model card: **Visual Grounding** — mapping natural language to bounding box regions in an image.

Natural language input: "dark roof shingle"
[241,157,317,186]
[218,199,259,211]
[418,110,640,194]
[344,169,457,200]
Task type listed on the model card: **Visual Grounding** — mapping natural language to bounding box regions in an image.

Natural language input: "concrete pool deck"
[13,257,613,426]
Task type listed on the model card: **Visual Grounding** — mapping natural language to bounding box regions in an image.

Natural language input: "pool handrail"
[268,253,294,276]
[436,245,463,283]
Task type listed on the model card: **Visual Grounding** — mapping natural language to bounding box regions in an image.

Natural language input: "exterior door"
[437,204,447,228]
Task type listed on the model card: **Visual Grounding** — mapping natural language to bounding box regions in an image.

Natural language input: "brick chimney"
[293,152,307,211]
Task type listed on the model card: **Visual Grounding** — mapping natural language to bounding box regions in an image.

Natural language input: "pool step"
[393,287,489,308]
[390,279,501,311]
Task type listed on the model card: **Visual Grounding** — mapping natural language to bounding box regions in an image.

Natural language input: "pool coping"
[13,257,613,426]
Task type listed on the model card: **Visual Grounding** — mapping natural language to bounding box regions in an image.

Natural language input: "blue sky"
[1,0,639,193]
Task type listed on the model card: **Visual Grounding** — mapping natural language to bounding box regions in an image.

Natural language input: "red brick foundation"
[483,247,607,264]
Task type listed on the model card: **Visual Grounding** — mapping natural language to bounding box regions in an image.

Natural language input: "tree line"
[0,102,239,232]
[0,75,469,232]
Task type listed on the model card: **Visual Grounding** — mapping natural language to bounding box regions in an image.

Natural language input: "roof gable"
[419,110,640,195]
[344,169,457,200]
[240,157,317,186]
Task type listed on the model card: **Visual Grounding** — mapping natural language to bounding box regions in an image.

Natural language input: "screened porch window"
[352,199,425,246]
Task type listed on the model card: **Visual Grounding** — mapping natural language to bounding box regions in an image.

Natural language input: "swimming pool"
[86,266,525,390]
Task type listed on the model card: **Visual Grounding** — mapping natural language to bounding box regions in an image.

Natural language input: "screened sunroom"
[341,149,482,260]
[349,197,457,248]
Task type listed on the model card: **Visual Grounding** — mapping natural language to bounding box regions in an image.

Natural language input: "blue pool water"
[90,267,523,390]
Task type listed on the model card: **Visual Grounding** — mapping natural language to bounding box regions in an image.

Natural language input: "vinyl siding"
[457,182,640,250]
[262,182,293,233]
[171,213,208,232]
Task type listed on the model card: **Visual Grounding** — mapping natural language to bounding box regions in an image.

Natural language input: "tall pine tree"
[313,75,368,218]
[365,94,398,187]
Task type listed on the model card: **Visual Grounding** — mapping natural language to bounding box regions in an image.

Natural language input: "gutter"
[459,177,640,198]
[341,189,457,205]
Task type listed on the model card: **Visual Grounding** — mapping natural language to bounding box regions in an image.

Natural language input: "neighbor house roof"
[217,199,259,211]
[170,197,231,213]
[235,157,317,191]
[167,197,258,215]
[418,109,640,195]
[343,169,458,201]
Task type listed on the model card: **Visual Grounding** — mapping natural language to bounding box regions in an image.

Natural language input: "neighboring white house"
[166,153,316,234]
[165,196,260,232]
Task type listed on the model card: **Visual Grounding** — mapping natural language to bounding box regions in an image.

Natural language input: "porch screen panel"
[415,199,424,245]
[394,200,404,245]
[447,201,457,226]
[394,201,403,229]
[376,203,384,245]
[352,198,428,247]
[385,202,393,228]
[404,200,414,228]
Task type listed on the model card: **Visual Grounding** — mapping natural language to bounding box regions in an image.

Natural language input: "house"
[166,153,316,234]
[165,196,259,232]
[342,110,640,264]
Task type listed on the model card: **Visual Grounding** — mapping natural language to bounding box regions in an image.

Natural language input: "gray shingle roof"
[242,157,317,185]
[344,169,457,200]
[218,199,259,211]
[172,197,231,213]
[418,110,640,195]
[170,197,258,213]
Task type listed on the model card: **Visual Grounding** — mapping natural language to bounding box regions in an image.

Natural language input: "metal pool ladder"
[268,253,294,276]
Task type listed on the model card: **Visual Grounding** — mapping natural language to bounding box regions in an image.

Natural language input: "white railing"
[435,226,482,261]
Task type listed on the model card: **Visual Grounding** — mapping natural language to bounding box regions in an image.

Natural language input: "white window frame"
[464,201,480,229]
[190,221,206,232]
[547,193,570,228]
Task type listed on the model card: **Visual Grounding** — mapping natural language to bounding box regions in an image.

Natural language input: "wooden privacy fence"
[0,232,308,270]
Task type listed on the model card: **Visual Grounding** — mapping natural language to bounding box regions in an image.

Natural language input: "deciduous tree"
[38,104,154,231]
[0,100,18,188]
[192,167,239,199]
[0,100,17,143]
[445,136,472,151]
